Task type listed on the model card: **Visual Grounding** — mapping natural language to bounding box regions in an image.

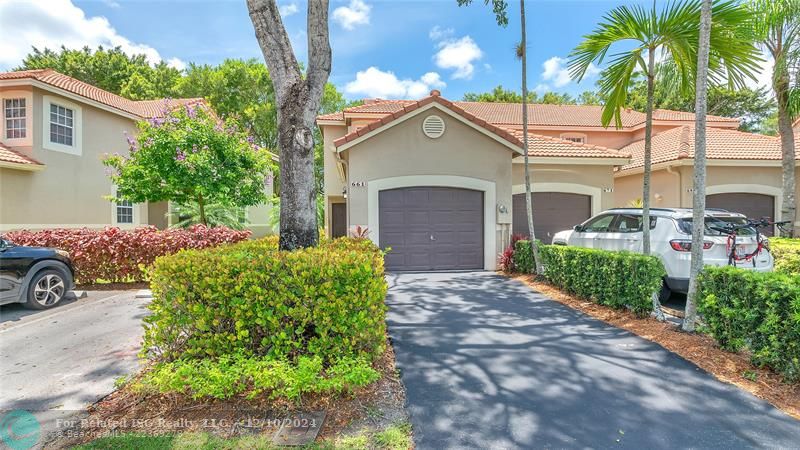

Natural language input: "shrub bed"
[140,237,388,399]
[514,241,664,316]
[770,238,800,274]
[5,225,250,284]
[697,266,800,382]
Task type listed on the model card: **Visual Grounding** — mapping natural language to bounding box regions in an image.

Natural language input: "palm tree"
[170,202,247,229]
[457,0,542,274]
[569,0,760,256]
[685,0,713,333]
[570,0,760,319]
[518,0,543,274]
[749,0,800,237]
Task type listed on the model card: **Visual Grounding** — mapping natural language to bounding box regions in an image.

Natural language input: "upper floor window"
[4,98,26,139]
[116,198,134,224]
[49,103,74,146]
[560,133,587,144]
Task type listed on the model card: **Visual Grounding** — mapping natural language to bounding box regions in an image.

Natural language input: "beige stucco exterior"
[321,103,627,270]
[0,83,273,234]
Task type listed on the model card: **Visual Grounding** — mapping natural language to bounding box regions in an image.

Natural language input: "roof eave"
[0,160,45,171]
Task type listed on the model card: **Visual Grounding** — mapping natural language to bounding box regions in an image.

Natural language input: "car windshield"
[677,216,756,236]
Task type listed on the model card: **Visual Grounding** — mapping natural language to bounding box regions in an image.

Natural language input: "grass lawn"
[76,423,412,450]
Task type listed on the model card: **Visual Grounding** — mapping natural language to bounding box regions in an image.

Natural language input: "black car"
[0,237,75,309]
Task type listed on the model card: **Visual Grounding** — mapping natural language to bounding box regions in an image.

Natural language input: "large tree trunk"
[520,0,543,274]
[684,0,713,332]
[775,63,797,237]
[248,0,331,250]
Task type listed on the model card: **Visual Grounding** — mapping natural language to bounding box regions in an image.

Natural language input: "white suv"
[551,208,774,299]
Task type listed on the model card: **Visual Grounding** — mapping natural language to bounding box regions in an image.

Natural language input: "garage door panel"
[379,187,483,271]
[512,192,591,242]
[707,193,775,236]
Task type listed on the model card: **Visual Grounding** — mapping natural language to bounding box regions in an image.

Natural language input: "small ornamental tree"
[104,103,275,225]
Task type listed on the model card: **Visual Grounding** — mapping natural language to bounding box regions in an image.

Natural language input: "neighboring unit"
[614,125,800,236]
[0,69,273,236]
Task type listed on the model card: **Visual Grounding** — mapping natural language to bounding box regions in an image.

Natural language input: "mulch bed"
[45,340,408,449]
[509,273,800,420]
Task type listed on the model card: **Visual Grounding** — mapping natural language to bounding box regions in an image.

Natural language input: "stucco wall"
[338,108,516,268]
[0,87,146,230]
[511,163,616,214]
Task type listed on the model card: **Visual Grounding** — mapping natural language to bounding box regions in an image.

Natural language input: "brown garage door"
[512,192,591,242]
[379,187,483,271]
[707,193,775,236]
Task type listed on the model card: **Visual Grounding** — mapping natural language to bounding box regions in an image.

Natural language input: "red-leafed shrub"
[498,233,528,272]
[4,225,250,284]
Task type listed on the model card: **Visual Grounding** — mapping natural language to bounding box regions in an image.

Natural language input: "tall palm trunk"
[642,47,656,256]
[684,0,713,332]
[520,0,543,274]
[775,62,797,237]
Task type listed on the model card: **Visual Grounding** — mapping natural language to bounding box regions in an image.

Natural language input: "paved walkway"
[386,272,800,449]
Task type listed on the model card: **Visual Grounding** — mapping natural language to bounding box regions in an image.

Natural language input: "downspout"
[334,150,349,236]
[666,165,682,207]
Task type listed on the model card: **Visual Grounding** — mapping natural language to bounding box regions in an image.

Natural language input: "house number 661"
[351,181,367,187]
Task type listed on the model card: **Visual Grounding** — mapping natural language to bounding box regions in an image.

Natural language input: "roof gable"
[0,69,204,120]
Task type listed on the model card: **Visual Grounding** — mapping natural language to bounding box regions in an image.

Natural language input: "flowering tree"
[103,103,274,225]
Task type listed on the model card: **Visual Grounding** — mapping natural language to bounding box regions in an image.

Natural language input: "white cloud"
[101,0,121,8]
[540,56,599,88]
[428,25,454,41]
[746,50,774,91]
[332,0,371,30]
[279,2,299,17]
[166,57,187,71]
[434,36,483,80]
[344,67,446,99]
[533,83,550,93]
[0,0,184,70]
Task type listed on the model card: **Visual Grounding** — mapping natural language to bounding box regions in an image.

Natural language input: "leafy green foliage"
[515,242,665,316]
[698,266,800,381]
[770,238,800,274]
[138,354,379,400]
[18,45,182,99]
[144,237,387,362]
[103,104,274,224]
[569,0,762,129]
[171,201,246,230]
[456,0,509,26]
[462,85,583,104]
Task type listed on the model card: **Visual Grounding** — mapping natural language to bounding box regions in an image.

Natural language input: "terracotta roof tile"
[620,126,784,171]
[512,130,631,159]
[0,69,204,119]
[318,98,739,129]
[0,143,43,167]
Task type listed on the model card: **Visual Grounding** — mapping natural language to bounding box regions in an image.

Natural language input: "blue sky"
[1,0,768,101]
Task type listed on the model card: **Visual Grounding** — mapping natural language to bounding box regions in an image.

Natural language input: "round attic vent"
[422,115,446,139]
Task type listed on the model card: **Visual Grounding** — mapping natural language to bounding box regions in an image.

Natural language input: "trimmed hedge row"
[514,241,665,316]
[144,236,388,364]
[698,266,800,382]
[5,225,250,284]
[770,238,800,274]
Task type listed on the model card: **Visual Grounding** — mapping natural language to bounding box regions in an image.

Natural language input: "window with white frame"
[4,98,26,139]
[49,103,74,146]
[116,199,134,224]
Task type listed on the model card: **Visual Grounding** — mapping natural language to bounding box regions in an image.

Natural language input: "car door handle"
[430,235,436,241]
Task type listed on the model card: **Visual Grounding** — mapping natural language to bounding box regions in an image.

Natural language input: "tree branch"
[305,0,332,121]
[247,0,302,102]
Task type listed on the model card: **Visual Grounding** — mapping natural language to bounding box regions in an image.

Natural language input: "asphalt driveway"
[0,290,149,444]
[386,272,800,449]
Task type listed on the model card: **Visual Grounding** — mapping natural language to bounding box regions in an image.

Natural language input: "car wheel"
[25,269,67,310]
[657,281,672,304]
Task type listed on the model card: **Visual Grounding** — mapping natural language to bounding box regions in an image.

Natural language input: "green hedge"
[515,241,665,316]
[698,266,800,382]
[770,238,800,274]
[144,237,388,363]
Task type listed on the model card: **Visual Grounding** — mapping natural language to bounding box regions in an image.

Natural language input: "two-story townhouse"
[0,69,273,236]
[316,90,775,271]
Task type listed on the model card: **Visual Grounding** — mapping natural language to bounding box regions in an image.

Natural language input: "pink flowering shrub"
[5,225,250,284]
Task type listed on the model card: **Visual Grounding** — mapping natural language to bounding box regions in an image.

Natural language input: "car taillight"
[670,240,713,252]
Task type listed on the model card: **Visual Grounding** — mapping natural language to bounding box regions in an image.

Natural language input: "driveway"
[0,290,149,444]
[386,272,800,449]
